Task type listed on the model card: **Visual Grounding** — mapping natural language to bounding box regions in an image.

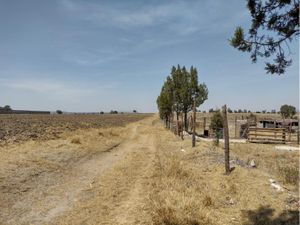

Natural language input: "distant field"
[0,113,152,145]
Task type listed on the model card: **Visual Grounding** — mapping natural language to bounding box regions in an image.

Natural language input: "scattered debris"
[275,146,300,151]
[269,178,283,192]
[269,178,275,183]
[225,197,235,205]
[249,159,256,168]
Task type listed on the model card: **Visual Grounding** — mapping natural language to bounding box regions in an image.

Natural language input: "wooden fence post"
[192,99,196,147]
[176,112,180,136]
[181,113,184,140]
[234,116,237,138]
[222,105,230,174]
[203,117,206,135]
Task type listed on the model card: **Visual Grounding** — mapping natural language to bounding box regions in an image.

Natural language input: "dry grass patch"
[277,165,299,186]
[149,150,214,224]
[230,143,299,189]
[70,137,81,144]
[148,130,299,225]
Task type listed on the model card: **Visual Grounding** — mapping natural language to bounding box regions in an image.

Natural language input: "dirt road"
[0,116,159,225]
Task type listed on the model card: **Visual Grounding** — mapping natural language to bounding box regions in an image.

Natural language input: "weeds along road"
[0,116,160,225]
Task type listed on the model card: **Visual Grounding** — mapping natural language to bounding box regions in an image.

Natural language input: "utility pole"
[181,113,184,140]
[222,104,230,174]
[192,98,196,147]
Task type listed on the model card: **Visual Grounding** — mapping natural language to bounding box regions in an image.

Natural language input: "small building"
[257,119,298,131]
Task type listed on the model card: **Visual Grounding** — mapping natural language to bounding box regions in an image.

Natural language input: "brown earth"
[0,115,298,225]
[0,114,151,146]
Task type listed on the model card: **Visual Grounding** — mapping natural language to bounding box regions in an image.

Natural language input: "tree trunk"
[176,112,180,136]
[166,115,169,129]
[222,104,230,174]
[171,112,174,132]
[192,99,196,147]
[184,110,188,131]
[181,113,184,140]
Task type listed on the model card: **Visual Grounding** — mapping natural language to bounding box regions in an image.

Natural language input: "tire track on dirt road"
[50,116,160,225]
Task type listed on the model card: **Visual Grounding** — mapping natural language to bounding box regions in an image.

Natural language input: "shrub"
[210,111,223,132]
[210,111,223,145]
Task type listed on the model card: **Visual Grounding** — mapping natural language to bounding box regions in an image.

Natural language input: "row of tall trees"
[157,65,208,133]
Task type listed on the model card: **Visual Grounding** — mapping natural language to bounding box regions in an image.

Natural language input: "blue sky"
[0,0,298,112]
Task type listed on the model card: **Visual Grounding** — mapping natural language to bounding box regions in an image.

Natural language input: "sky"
[0,0,299,113]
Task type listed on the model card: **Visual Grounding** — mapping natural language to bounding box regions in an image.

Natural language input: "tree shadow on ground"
[242,206,299,225]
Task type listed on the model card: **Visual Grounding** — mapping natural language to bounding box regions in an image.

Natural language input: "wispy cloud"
[61,0,184,27]
[0,78,117,97]
[60,0,248,34]
[58,0,249,66]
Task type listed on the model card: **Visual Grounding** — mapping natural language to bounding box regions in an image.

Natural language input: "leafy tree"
[230,0,299,74]
[133,110,137,113]
[100,111,104,114]
[238,109,243,113]
[209,108,214,113]
[280,104,296,118]
[56,110,63,114]
[227,108,233,113]
[3,105,12,111]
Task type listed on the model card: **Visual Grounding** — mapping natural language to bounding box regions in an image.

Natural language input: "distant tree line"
[202,104,297,119]
[0,105,12,111]
[157,65,208,131]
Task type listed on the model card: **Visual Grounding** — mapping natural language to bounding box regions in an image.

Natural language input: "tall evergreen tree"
[157,76,174,128]
[157,65,208,135]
